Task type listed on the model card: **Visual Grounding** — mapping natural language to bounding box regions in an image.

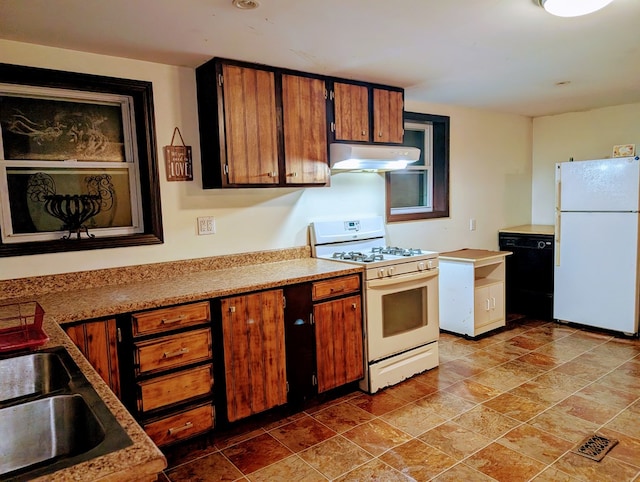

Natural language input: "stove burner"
[372,246,424,257]
[331,251,385,262]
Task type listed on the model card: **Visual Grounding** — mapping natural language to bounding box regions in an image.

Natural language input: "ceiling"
[0,0,638,117]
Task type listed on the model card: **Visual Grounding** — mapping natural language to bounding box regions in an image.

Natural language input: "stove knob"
[378,268,385,278]
[387,267,395,276]
[418,261,426,271]
[428,260,433,270]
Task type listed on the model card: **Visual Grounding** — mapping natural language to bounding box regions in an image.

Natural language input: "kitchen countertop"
[2,249,362,481]
[439,248,512,262]
[498,224,555,235]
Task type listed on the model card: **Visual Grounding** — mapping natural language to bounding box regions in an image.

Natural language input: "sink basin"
[0,394,105,475]
[0,352,71,406]
[0,347,132,481]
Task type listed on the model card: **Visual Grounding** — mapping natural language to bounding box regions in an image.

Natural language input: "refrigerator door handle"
[555,167,562,266]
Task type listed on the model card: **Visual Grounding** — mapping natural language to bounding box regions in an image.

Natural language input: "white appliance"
[310,216,440,393]
[554,156,640,335]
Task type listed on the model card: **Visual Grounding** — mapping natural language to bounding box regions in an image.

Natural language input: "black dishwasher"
[499,232,554,320]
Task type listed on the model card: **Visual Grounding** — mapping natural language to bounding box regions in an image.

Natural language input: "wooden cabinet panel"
[373,88,404,143]
[222,64,279,185]
[137,364,213,413]
[282,74,328,185]
[134,328,212,376]
[132,301,210,337]
[221,289,287,422]
[144,404,214,447]
[333,82,369,142]
[65,318,121,398]
[312,274,360,301]
[314,294,363,393]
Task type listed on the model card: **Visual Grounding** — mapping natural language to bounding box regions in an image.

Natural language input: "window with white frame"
[386,112,450,223]
[0,84,144,243]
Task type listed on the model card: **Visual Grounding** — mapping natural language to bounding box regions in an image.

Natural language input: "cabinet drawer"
[137,364,213,413]
[132,301,210,337]
[312,275,360,301]
[134,328,212,376]
[144,404,214,447]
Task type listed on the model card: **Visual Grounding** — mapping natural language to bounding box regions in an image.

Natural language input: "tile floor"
[160,319,640,481]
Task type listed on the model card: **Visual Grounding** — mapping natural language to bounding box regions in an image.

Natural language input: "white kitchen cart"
[438,249,511,337]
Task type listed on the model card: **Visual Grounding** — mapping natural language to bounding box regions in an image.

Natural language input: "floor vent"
[571,434,618,461]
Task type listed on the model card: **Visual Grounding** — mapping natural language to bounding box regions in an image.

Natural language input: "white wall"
[0,40,533,280]
[532,103,640,225]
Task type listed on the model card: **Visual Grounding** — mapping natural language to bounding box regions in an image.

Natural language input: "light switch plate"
[197,216,216,235]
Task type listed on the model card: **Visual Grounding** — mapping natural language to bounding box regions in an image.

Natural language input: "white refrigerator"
[554,156,640,335]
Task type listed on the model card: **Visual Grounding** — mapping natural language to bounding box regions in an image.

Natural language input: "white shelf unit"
[438,249,511,337]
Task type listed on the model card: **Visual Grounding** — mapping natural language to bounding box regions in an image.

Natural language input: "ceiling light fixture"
[538,0,614,17]
[232,0,260,9]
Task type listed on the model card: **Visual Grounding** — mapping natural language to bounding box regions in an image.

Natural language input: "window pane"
[389,170,430,209]
[402,128,426,166]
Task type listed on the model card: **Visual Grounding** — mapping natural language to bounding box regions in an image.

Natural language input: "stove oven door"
[365,269,439,362]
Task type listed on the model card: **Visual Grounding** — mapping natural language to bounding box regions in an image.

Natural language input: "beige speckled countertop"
[2,247,362,481]
[498,224,555,235]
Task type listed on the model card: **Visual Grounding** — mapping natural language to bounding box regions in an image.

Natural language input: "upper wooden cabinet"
[331,82,404,144]
[373,88,404,144]
[221,64,280,185]
[281,74,329,185]
[196,57,406,188]
[332,83,369,142]
[196,59,329,188]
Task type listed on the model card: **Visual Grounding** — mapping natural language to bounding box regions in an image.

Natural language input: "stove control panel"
[344,220,361,232]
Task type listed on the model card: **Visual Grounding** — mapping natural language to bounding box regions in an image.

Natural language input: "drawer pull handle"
[163,347,190,359]
[167,421,193,435]
[161,314,186,324]
[330,286,345,293]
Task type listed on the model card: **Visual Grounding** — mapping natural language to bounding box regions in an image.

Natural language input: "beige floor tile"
[380,401,447,436]
[342,418,412,456]
[465,442,547,482]
[298,435,373,480]
[379,438,457,480]
[452,405,521,439]
[419,421,492,460]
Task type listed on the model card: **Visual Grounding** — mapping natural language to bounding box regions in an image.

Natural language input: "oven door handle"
[367,268,438,288]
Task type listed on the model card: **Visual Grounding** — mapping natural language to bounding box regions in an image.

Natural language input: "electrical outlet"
[469,218,477,231]
[197,216,216,235]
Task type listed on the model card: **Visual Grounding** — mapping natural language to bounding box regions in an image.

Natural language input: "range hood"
[330,143,420,172]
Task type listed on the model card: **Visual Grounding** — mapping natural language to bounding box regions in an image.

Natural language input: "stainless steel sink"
[0,394,105,475]
[0,352,71,405]
[0,347,132,482]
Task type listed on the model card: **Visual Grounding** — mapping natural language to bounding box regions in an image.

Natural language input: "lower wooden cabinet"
[122,301,214,447]
[137,364,213,413]
[143,403,214,447]
[284,274,364,403]
[64,318,121,398]
[314,294,363,393]
[220,289,287,422]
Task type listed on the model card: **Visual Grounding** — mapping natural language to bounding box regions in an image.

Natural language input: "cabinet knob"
[351,303,357,310]
[361,130,367,136]
[378,131,383,137]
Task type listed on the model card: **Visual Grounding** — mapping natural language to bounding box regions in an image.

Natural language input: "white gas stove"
[310,217,440,393]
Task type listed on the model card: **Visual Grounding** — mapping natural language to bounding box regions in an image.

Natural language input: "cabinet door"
[282,74,329,185]
[65,318,121,398]
[373,88,404,143]
[473,285,491,329]
[221,290,287,422]
[333,82,369,142]
[222,64,279,185]
[488,282,505,324]
[314,294,364,393]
